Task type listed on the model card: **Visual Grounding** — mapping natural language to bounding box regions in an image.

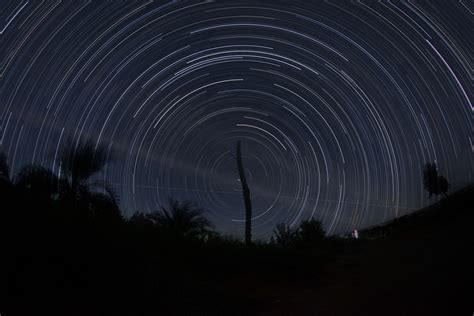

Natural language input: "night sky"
[0,1,472,239]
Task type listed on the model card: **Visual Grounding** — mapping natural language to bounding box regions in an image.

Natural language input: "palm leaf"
[88,180,120,206]
[57,139,111,188]
[153,198,212,235]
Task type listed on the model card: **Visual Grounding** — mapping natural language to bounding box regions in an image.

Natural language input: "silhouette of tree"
[438,176,449,197]
[271,219,326,248]
[129,212,155,230]
[423,162,439,198]
[272,223,297,246]
[15,138,121,227]
[55,139,120,219]
[297,219,326,245]
[57,139,111,200]
[148,198,212,239]
[423,162,449,198]
[9,165,65,234]
[14,165,61,200]
[236,140,252,246]
[86,190,122,224]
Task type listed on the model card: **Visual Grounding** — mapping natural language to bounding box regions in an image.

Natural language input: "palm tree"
[148,198,212,239]
[57,140,110,197]
[57,139,120,220]
[423,162,439,198]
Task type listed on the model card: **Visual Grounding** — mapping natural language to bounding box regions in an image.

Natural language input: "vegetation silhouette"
[56,140,121,221]
[423,162,449,198]
[272,223,297,246]
[298,219,326,245]
[271,218,326,248]
[0,138,333,315]
[0,143,472,315]
[130,198,213,241]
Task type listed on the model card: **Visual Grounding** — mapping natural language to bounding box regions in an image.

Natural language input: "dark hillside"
[361,184,474,239]
[260,185,474,315]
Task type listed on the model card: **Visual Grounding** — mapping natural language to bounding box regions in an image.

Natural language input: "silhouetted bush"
[271,218,326,249]
[297,219,326,245]
[438,175,449,197]
[130,198,213,242]
[423,162,449,198]
[15,165,61,201]
[271,223,298,246]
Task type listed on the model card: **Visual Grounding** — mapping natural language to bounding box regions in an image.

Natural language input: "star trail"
[0,0,472,238]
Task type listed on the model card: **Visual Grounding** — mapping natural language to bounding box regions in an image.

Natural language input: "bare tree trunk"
[236,140,252,246]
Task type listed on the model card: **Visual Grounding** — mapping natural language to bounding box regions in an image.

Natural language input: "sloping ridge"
[360,184,474,239]
[302,184,474,315]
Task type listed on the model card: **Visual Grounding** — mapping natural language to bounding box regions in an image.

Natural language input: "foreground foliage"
[1,147,469,315]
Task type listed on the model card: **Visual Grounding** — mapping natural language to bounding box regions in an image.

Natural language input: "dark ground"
[1,186,473,315]
[262,186,474,315]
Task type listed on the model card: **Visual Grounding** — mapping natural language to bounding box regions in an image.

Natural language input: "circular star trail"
[0,1,472,238]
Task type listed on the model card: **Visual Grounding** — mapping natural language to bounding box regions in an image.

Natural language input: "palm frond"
[57,139,111,187]
[88,180,120,206]
[155,198,213,235]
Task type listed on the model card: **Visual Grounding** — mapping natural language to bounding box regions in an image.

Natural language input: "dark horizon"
[0,0,472,239]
